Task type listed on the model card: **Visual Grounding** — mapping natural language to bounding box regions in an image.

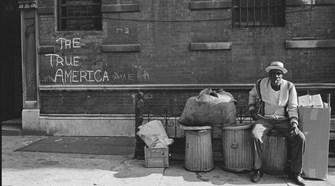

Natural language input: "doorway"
[1,0,23,123]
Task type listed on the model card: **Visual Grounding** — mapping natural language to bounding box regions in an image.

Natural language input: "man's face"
[269,69,283,86]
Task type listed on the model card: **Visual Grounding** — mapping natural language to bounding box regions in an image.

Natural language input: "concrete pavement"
[2,135,335,186]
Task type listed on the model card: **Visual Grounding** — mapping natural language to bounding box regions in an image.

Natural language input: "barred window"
[233,0,285,27]
[58,0,102,31]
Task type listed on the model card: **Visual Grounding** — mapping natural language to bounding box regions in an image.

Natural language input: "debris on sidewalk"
[137,120,174,148]
[54,138,62,142]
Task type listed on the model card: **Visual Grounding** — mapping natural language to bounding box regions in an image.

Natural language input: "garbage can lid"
[222,123,253,130]
[179,124,211,131]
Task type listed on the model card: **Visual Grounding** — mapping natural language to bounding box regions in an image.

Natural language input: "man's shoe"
[251,169,263,183]
[289,172,306,186]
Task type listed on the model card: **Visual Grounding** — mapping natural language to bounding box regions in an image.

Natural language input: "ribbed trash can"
[262,131,288,175]
[221,123,253,172]
[181,125,214,172]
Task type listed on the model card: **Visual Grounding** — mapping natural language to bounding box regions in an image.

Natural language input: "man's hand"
[290,122,300,137]
[250,109,259,121]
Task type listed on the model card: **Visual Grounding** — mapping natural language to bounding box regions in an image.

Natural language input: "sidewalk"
[2,135,335,186]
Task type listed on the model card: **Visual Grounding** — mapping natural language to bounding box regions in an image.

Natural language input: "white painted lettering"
[120,74,127,81]
[64,56,73,66]
[64,70,72,83]
[103,71,109,82]
[46,38,115,84]
[143,70,150,80]
[72,70,79,83]
[87,70,95,82]
[72,38,81,48]
[65,39,71,49]
[56,38,66,50]
[45,54,59,67]
[80,71,88,82]
[54,69,64,83]
[128,73,135,81]
[73,56,80,66]
[56,37,82,50]
[94,70,102,82]
[56,55,64,67]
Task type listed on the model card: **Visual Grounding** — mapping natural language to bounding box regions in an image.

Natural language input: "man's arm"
[287,82,299,126]
[248,85,259,120]
[248,86,258,111]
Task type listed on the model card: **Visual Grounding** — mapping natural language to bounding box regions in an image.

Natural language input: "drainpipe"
[134,91,145,159]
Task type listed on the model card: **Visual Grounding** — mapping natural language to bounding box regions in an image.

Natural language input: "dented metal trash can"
[181,125,214,172]
[221,123,253,172]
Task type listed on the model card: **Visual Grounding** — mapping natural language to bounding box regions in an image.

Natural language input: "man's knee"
[251,124,265,140]
[251,128,263,140]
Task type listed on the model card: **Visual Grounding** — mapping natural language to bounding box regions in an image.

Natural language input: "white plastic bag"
[137,120,174,148]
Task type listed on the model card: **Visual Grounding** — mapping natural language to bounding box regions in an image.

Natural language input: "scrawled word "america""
[53,69,109,83]
[45,53,109,83]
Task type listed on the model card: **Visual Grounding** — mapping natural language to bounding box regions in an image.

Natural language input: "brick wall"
[37,0,335,115]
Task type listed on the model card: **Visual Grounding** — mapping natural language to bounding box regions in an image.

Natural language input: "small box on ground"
[144,146,169,168]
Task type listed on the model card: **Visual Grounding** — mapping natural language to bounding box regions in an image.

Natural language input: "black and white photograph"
[2,0,335,185]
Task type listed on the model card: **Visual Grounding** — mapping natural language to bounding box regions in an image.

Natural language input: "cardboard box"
[144,146,169,168]
[299,106,331,180]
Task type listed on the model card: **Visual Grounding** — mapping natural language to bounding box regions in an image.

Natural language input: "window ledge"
[190,42,232,51]
[102,3,140,13]
[189,0,232,10]
[37,7,54,15]
[285,39,335,49]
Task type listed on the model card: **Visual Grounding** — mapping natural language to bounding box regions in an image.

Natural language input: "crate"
[144,146,169,168]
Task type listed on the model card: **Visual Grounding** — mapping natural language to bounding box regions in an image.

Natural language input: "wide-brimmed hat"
[265,61,288,74]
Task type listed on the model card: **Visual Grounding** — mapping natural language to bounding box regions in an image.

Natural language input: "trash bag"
[178,88,237,127]
[137,120,174,148]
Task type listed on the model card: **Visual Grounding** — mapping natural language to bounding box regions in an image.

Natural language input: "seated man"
[248,61,306,186]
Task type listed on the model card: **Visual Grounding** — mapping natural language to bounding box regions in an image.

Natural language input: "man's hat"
[265,61,288,74]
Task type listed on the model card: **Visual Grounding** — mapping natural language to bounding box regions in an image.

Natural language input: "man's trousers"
[251,118,306,174]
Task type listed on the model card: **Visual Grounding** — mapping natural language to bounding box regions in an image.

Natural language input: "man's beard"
[274,79,281,85]
[272,78,282,87]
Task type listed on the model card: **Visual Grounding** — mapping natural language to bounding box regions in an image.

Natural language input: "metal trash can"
[221,123,253,172]
[262,130,288,175]
[181,125,214,172]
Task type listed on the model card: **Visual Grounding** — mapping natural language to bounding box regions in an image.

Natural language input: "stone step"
[2,126,22,136]
[2,118,22,136]
[2,118,22,126]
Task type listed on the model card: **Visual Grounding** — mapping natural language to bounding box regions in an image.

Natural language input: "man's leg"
[251,120,272,170]
[275,121,305,173]
[251,120,272,182]
[289,131,305,173]
[275,120,306,186]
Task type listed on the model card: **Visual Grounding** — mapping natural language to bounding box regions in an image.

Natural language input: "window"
[58,0,102,31]
[232,0,285,27]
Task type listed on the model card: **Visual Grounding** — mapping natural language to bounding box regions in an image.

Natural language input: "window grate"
[58,0,102,31]
[232,0,285,27]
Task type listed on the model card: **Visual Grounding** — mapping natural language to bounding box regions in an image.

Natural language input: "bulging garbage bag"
[178,88,237,127]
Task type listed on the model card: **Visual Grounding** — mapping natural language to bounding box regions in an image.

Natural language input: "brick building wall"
[34,0,335,135]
